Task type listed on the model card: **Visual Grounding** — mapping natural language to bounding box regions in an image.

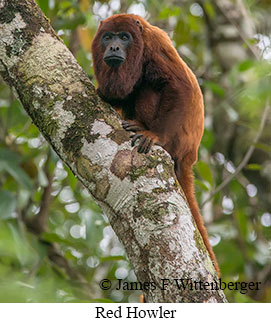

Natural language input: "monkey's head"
[91,14,146,100]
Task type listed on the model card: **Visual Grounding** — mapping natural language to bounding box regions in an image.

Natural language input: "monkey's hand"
[122,120,145,132]
[130,131,159,154]
[122,120,159,153]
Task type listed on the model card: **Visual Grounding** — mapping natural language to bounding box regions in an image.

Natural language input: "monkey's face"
[101,32,132,68]
[91,14,145,99]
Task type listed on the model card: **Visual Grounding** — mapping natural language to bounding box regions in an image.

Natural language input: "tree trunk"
[0,0,227,302]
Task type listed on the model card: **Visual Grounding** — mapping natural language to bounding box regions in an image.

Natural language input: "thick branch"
[0,0,226,302]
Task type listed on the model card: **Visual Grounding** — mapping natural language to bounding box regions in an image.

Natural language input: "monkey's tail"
[175,161,220,276]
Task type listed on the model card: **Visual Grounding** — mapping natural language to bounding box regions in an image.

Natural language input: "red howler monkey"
[91,14,219,275]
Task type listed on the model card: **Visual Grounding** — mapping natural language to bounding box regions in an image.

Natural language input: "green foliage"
[0,0,270,303]
[0,191,16,219]
[196,161,213,187]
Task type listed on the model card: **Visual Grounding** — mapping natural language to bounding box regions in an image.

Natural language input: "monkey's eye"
[103,34,111,41]
[120,33,129,41]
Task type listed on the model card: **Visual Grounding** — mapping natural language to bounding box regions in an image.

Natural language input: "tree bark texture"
[0,0,227,302]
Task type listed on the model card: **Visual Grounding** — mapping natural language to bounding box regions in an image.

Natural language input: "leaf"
[188,15,201,33]
[203,1,215,18]
[100,256,126,262]
[0,222,37,266]
[246,163,263,171]
[159,7,181,19]
[201,129,214,150]
[0,148,22,164]
[0,191,16,219]
[236,210,247,239]
[254,143,271,153]
[0,148,32,190]
[174,19,190,45]
[37,0,49,15]
[196,161,213,186]
[41,232,71,245]
[1,100,28,132]
[53,13,86,30]
[216,240,245,274]
[238,60,254,71]
[204,81,225,97]
[159,8,172,19]
[0,160,33,190]
[194,179,209,191]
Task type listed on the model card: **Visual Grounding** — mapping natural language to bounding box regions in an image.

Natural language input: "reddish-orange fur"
[92,14,219,275]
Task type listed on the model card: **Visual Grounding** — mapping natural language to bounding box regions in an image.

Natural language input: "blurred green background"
[0,0,270,303]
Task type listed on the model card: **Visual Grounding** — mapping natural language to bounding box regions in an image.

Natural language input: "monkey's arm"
[123,81,203,161]
[122,85,161,153]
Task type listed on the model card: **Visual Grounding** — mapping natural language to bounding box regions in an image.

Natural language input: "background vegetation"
[0,0,270,302]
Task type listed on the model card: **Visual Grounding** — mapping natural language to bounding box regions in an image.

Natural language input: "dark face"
[101,31,132,67]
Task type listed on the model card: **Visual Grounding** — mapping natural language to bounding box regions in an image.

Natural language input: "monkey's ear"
[136,20,143,33]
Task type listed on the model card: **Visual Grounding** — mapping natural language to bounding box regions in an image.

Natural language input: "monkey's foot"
[130,131,159,154]
[122,120,145,132]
